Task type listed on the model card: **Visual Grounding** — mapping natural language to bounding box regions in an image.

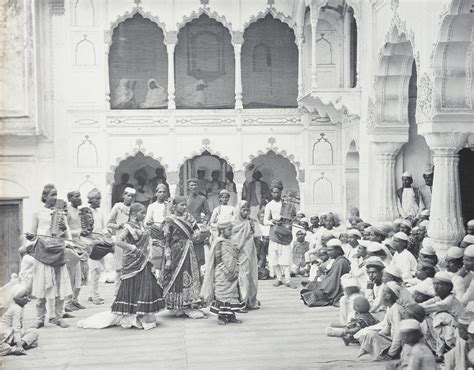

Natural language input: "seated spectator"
[363,257,386,321]
[390,232,417,281]
[399,219,412,236]
[307,248,330,283]
[406,261,436,290]
[397,319,436,369]
[336,277,362,326]
[300,240,350,307]
[345,229,362,260]
[0,283,38,356]
[412,280,435,303]
[445,246,465,300]
[369,226,388,243]
[382,265,415,308]
[460,234,474,248]
[367,242,392,266]
[355,282,403,361]
[326,295,378,346]
[421,271,465,361]
[291,230,309,277]
[444,311,474,370]
[401,303,436,355]
[418,245,439,267]
[458,244,474,306]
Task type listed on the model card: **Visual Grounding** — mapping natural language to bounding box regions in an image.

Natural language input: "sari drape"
[161,214,203,310]
[233,201,259,309]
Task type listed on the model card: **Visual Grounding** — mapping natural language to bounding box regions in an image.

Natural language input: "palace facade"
[0,0,473,283]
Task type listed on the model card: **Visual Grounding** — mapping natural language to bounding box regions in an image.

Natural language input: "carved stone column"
[167,171,179,198]
[105,49,111,107]
[165,32,178,110]
[233,32,244,110]
[424,132,469,254]
[372,142,404,222]
[296,28,304,106]
[343,9,351,88]
[310,13,319,90]
[234,170,246,203]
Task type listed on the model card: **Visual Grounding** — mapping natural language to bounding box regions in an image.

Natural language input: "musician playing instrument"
[264,179,297,289]
[79,203,114,305]
[27,184,72,329]
[65,190,86,312]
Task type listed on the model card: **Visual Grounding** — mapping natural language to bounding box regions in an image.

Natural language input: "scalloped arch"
[0,178,30,198]
[243,8,295,34]
[175,146,237,174]
[105,8,167,48]
[243,147,301,172]
[176,8,233,37]
[106,150,168,186]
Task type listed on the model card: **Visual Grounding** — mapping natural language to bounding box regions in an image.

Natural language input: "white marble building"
[0,0,473,283]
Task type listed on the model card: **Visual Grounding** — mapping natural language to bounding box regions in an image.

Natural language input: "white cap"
[464,244,474,258]
[420,245,436,256]
[385,281,401,297]
[402,172,412,178]
[414,281,435,297]
[385,265,403,279]
[419,220,430,228]
[393,218,403,225]
[393,232,409,241]
[468,321,474,334]
[463,235,474,244]
[467,219,474,227]
[434,271,452,283]
[124,187,136,195]
[399,319,421,333]
[300,217,309,224]
[359,240,371,248]
[367,242,383,253]
[348,229,362,238]
[420,209,430,217]
[446,247,464,260]
[401,220,412,228]
[365,256,385,269]
[327,239,342,247]
[341,277,359,289]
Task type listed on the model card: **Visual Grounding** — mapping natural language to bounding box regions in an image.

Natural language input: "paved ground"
[1,279,388,369]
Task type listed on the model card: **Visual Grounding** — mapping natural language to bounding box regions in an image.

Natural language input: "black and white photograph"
[0,0,473,368]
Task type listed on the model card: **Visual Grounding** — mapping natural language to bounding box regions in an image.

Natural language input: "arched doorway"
[395,62,432,189]
[175,14,235,109]
[108,14,168,109]
[242,14,298,108]
[459,147,474,225]
[243,150,299,217]
[178,150,235,210]
[111,152,167,207]
[345,141,359,216]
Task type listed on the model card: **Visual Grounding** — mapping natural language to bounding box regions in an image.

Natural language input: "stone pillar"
[234,170,246,203]
[105,49,111,107]
[233,43,243,110]
[167,171,179,198]
[296,28,304,106]
[424,132,468,254]
[372,142,403,222]
[343,9,351,88]
[165,32,178,110]
[310,13,319,90]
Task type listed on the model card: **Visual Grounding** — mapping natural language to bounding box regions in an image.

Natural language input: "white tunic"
[390,249,417,281]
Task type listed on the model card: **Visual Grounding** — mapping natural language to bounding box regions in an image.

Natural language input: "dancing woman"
[161,196,206,319]
[78,203,164,330]
[233,201,259,311]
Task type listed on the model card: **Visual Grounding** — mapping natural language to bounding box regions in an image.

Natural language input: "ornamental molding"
[422,132,469,153]
[105,7,167,48]
[384,12,418,67]
[243,145,301,172]
[176,7,233,35]
[106,139,168,185]
[416,73,435,124]
[366,97,376,134]
[243,7,295,35]
[175,142,237,173]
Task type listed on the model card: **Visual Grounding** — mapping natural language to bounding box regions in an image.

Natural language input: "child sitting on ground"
[325,295,378,346]
[291,230,309,277]
[201,222,244,325]
[0,283,39,356]
[306,248,330,283]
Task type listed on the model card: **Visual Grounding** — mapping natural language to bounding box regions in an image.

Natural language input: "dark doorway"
[0,200,22,286]
[459,148,474,225]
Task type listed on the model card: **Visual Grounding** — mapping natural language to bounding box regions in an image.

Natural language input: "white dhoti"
[268,241,292,283]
